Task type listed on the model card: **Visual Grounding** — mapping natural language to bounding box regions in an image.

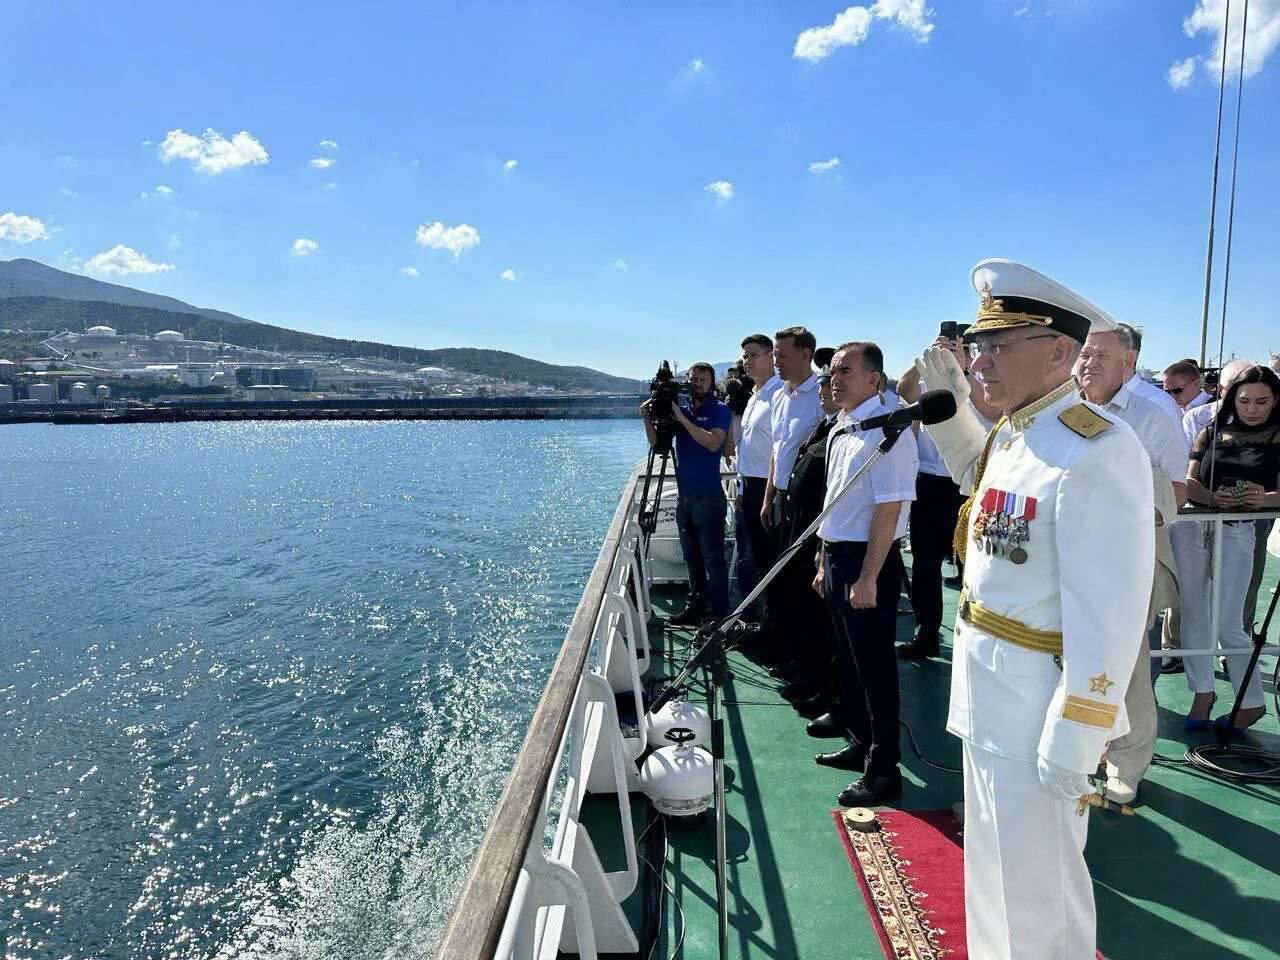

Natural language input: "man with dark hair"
[1164,359,1210,412]
[813,340,918,803]
[641,361,731,625]
[735,334,783,625]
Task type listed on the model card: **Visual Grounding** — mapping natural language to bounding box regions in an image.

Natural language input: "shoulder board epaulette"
[1058,403,1112,439]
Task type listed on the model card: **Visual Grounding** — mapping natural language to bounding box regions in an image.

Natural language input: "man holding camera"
[642,362,732,626]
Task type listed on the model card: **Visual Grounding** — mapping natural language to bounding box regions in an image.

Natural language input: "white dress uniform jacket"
[936,379,1155,774]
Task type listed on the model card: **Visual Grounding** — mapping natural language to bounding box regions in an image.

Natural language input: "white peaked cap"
[969,258,1117,343]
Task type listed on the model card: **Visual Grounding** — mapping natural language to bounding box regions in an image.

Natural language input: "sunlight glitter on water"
[0,419,646,960]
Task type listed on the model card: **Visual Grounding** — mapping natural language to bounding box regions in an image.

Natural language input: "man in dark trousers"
[774,352,843,711]
[812,342,918,805]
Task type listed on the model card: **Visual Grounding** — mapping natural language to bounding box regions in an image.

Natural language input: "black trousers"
[823,539,903,775]
[779,497,837,688]
[740,476,777,623]
[908,472,965,640]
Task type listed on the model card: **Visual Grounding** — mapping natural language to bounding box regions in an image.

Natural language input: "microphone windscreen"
[916,389,958,425]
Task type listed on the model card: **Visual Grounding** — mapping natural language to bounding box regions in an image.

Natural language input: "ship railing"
[434,467,660,960]
[1161,508,1280,660]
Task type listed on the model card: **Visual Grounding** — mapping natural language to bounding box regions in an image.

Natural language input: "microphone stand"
[647,420,910,960]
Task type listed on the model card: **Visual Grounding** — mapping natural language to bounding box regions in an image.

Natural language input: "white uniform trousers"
[962,742,1096,960]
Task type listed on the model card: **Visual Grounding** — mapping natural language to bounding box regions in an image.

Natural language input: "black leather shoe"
[792,694,829,717]
[667,605,706,627]
[943,574,963,589]
[838,770,902,806]
[897,638,940,660]
[806,713,846,738]
[781,676,821,701]
[1160,656,1185,674]
[815,742,867,771]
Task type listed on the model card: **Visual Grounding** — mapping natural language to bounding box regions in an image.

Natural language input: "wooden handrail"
[432,471,641,959]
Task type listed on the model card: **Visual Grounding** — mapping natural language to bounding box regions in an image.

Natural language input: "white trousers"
[1171,521,1265,709]
[963,742,1095,960]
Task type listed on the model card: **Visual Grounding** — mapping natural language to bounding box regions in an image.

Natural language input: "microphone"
[853,389,957,431]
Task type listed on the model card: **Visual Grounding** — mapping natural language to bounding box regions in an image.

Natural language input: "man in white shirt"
[1116,323,1186,434]
[1163,359,1211,412]
[812,341,918,805]
[735,333,784,628]
[1077,326,1189,803]
[763,326,823,531]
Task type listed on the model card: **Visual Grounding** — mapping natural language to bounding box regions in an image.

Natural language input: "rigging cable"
[1196,0,1234,368]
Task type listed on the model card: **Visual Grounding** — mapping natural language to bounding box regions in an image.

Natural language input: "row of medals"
[973,511,1030,565]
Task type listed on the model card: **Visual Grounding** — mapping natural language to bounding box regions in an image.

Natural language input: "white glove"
[1037,755,1092,803]
[914,346,971,405]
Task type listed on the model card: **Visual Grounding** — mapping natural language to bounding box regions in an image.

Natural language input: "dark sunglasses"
[1164,385,1189,396]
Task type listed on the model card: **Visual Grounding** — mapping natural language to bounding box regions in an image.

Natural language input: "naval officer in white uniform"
[916,260,1154,960]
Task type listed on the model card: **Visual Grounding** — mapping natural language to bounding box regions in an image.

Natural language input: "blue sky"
[1,0,1276,379]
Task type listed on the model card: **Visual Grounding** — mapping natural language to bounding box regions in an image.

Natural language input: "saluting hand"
[848,575,877,609]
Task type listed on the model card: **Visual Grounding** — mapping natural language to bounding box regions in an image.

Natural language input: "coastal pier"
[0,394,646,425]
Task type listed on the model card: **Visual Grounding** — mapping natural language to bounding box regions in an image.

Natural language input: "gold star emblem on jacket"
[1088,673,1115,696]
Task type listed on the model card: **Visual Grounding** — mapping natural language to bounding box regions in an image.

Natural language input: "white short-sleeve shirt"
[1127,373,1185,436]
[1092,378,1189,486]
[736,374,783,480]
[770,373,824,491]
[818,395,919,542]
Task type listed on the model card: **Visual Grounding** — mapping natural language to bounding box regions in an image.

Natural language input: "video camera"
[721,371,754,416]
[647,361,689,448]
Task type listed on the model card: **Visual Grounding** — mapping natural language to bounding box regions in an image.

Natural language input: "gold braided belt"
[957,589,1063,656]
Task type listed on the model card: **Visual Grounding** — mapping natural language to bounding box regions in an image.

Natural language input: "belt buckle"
[958,597,971,620]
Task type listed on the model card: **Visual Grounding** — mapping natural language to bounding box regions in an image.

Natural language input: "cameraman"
[641,362,732,625]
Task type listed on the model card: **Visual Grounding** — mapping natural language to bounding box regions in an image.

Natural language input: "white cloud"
[322,181,339,190]
[85,244,173,276]
[292,238,319,256]
[503,159,518,173]
[500,269,519,282]
[1167,56,1197,88]
[794,0,935,62]
[401,266,420,277]
[140,184,175,199]
[0,212,51,244]
[808,156,842,173]
[140,139,154,147]
[309,157,335,169]
[318,139,340,150]
[689,57,706,73]
[613,258,629,272]
[169,234,182,248]
[705,180,734,201]
[414,221,480,258]
[60,187,77,197]
[157,128,269,174]
[1175,0,1280,85]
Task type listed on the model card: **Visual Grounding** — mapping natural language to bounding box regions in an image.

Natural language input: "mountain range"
[0,259,643,393]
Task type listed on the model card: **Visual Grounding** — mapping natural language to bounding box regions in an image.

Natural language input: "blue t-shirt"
[675,396,731,496]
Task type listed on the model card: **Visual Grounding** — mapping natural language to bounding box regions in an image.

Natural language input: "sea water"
[0,419,646,960]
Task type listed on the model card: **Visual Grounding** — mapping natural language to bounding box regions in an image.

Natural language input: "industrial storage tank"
[28,382,57,402]
[0,384,13,403]
[69,382,92,402]
[155,330,184,341]
[96,384,111,399]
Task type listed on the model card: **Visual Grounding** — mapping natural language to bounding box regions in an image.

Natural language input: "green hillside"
[0,296,642,393]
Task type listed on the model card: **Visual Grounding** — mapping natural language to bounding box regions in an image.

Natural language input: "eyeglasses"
[1164,385,1188,396]
[965,334,1058,361]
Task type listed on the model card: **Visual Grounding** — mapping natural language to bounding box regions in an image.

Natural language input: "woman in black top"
[1179,365,1280,731]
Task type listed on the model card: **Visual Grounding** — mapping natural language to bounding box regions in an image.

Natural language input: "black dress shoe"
[943,574,963,589]
[815,742,867,771]
[837,770,902,806]
[792,694,829,717]
[806,712,846,738]
[897,638,940,660]
[781,676,821,701]
[1160,656,1185,674]
[667,605,706,627]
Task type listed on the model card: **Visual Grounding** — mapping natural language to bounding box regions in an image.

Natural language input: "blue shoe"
[1185,693,1216,731]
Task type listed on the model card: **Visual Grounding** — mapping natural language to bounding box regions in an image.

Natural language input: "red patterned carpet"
[833,808,1105,960]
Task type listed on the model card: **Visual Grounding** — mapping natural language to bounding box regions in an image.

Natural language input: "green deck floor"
[600,555,1280,960]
